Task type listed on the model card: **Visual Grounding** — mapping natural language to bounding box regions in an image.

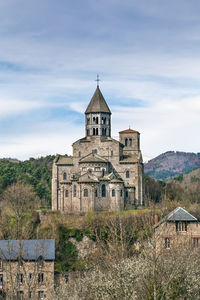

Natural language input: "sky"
[0,0,200,161]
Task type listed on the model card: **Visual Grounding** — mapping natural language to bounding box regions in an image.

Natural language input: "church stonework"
[52,86,144,212]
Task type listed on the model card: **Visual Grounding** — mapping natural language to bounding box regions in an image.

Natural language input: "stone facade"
[52,86,144,212]
[0,239,55,299]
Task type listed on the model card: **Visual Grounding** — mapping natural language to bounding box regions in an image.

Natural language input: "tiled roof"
[79,153,108,163]
[166,207,197,222]
[78,173,99,183]
[85,86,111,114]
[119,129,139,134]
[0,239,55,261]
[56,156,73,165]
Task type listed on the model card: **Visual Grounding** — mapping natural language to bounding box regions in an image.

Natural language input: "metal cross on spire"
[95,74,101,87]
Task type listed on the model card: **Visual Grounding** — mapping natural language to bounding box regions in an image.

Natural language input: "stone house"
[52,85,144,213]
[155,207,200,251]
[0,239,55,299]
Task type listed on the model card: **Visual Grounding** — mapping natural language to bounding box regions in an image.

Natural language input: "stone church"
[52,85,144,212]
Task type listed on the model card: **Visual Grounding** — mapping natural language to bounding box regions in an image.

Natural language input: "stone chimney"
[155,215,158,227]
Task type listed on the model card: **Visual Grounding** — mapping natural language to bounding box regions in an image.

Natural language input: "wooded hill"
[144,151,200,180]
[0,155,55,207]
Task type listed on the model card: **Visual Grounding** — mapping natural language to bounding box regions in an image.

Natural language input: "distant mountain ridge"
[144,151,200,180]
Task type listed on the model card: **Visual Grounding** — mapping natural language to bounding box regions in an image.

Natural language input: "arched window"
[73,185,76,197]
[129,139,132,146]
[63,172,67,180]
[96,117,98,124]
[93,117,96,124]
[102,128,104,136]
[125,138,128,147]
[126,170,130,178]
[87,129,90,136]
[101,117,104,125]
[126,191,128,197]
[96,128,98,135]
[105,128,107,136]
[102,169,105,177]
[112,189,115,197]
[111,150,113,157]
[84,189,88,197]
[65,190,68,197]
[102,184,106,197]
[87,118,90,125]
[95,189,98,197]
[78,151,81,157]
[93,128,96,135]
[120,190,123,197]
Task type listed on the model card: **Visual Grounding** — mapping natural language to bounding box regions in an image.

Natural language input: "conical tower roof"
[85,86,111,114]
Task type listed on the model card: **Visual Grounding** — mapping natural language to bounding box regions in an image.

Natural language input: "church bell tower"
[85,80,111,137]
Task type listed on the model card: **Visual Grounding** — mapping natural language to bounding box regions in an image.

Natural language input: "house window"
[96,128,98,135]
[65,190,68,198]
[120,190,123,197]
[165,237,170,249]
[102,184,106,197]
[129,139,132,146]
[126,170,130,178]
[38,273,44,284]
[112,189,115,197]
[63,172,67,180]
[126,191,128,197]
[125,138,128,147]
[78,151,81,157]
[0,274,3,288]
[38,291,44,299]
[194,237,199,248]
[84,189,88,197]
[38,256,43,268]
[95,189,98,197]
[73,185,77,197]
[102,169,105,177]
[17,273,23,285]
[93,128,95,135]
[96,117,98,124]
[176,221,187,232]
[17,291,24,300]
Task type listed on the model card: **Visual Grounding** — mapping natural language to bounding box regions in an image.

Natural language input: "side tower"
[85,86,111,137]
[119,129,144,206]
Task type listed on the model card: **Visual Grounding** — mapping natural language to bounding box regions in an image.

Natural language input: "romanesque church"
[52,85,144,212]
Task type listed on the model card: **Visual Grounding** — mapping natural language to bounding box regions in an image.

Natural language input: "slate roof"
[85,86,111,114]
[0,239,55,261]
[166,207,197,222]
[155,207,198,228]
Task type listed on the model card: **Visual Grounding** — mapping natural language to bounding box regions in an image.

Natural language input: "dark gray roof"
[166,207,197,222]
[85,86,111,114]
[0,239,55,261]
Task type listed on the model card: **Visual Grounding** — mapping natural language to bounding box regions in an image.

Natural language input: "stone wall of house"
[1,260,54,300]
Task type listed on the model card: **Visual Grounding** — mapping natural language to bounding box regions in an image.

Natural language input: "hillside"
[0,155,55,206]
[144,151,200,180]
